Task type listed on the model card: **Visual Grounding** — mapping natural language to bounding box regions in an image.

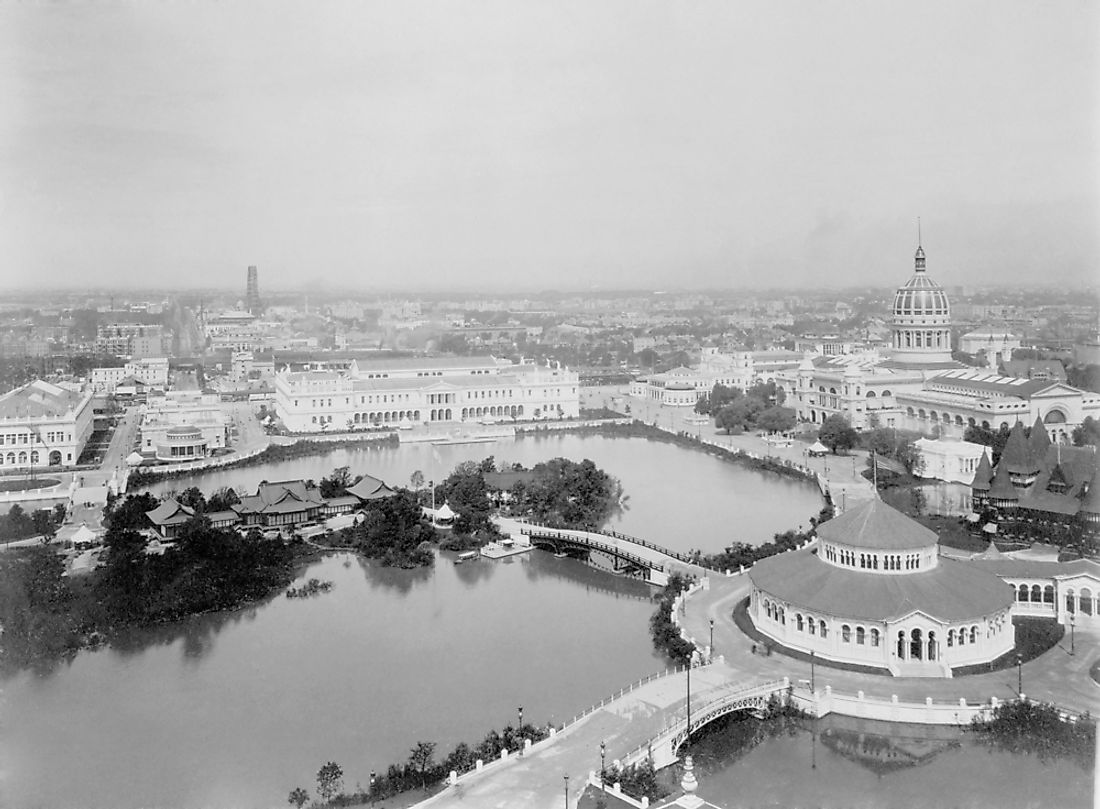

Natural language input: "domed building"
[889,244,954,366]
[777,241,1100,440]
[748,498,1015,677]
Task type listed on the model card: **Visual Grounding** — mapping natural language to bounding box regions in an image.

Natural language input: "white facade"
[631,349,803,406]
[90,358,169,393]
[913,438,989,484]
[960,329,1021,368]
[139,392,229,457]
[275,357,580,433]
[0,380,95,469]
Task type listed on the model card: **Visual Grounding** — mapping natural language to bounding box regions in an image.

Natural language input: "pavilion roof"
[346,474,397,500]
[146,499,195,526]
[815,499,936,552]
[1028,415,1051,459]
[749,550,1013,622]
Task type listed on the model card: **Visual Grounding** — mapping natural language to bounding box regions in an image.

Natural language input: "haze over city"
[2,0,1097,292]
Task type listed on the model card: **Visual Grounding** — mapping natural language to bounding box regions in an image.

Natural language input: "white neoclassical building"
[777,244,1100,439]
[749,499,1016,677]
[0,380,95,469]
[275,356,579,433]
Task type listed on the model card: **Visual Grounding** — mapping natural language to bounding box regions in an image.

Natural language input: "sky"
[1,1,1097,292]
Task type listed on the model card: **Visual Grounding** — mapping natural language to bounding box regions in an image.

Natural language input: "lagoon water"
[145,434,826,553]
[1,433,1077,808]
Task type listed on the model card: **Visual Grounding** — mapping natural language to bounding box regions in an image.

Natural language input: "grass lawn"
[0,477,61,493]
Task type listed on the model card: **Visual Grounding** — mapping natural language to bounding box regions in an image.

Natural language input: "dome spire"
[914,218,926,271]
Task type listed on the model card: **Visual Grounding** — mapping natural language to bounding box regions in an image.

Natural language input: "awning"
[435,502,456,521]
[982,523,998,534]
[808,441,830,455]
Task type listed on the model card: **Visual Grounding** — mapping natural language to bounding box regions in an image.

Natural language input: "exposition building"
[274,356,579,433]
[749,499,1016,677]
[777,244,1100,440]
[0,379,95,470]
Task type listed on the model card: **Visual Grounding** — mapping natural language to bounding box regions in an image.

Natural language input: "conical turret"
[971,450,993,492]
[1028,416,1051,460]
[1001,421,1040,486]
[1081,462,1100,517]
[989,461,1018,504]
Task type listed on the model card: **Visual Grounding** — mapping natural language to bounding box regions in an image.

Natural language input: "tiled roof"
[235,480,324,514]
[145,500,195,526]
[749,550,1013,622]
[815,499,937,551]
[1027,416,1051,460]
[345,475,396,500]
[999,421,1035,474]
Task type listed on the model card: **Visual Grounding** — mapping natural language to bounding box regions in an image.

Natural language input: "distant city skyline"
[2,1,1097,292]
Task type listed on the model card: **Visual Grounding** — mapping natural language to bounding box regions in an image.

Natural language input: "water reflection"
[354,553,434,594]
[683,711,1092,809]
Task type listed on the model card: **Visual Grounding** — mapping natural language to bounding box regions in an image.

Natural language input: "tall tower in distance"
[245,265,262,314]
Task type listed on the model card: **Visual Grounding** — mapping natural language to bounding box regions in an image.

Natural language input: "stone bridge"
[495,517,714,585]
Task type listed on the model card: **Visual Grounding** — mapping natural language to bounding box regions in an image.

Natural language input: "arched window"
[969,626,978,644]
[958,628,965,646]
[1083,589,1095,616]
[796,614,804,632]
[808,617,816,635]
[1018,584,1028,602]
[842,625,851,643]
[870,628,880,647]
[1066,590,1076,613]
[947,629,954,647]
[819,620,827,638]
[1031,584,1041,602]
[1043,585,1054,604]
[866,391,876,398]
[856,627,865,645]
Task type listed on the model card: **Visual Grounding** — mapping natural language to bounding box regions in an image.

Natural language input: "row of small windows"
[894,330,949,349]
[822,545,921,570]
[3,432,70,445]
[0,450,68,465]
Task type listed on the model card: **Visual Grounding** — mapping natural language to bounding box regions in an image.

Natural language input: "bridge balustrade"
[513,519,723,571]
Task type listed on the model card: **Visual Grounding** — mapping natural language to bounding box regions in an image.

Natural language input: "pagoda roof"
[970,451,993,491]
[815,499,937,552]
[749,550,1013,623]
[146,499,195,526]
[1000,421,1036,475]
[235,480,324,514]
[346,474,397,501]
[988,462,1018,500]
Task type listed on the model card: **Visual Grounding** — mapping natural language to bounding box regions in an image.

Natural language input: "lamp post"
[1017,653,1023,696]
[1069,613,1075,656]
[369,771,376,805]
[709,618,715,657]
[518,706,523,730]
[685,654,692,747]
[600,740,606,786]
[518,706,524,754]
[810,650,815,693]
[563,774,569,809]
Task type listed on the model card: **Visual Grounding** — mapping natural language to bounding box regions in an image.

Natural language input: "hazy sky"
[2,1,1097,292]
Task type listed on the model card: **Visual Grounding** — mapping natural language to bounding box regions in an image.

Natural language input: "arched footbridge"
[494,517,715,585]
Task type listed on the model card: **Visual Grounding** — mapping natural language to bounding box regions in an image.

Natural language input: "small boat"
[455,551,479,564]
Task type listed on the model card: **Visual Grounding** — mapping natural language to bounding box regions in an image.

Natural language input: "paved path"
[681,570,1100,716]
[414,661,760,809]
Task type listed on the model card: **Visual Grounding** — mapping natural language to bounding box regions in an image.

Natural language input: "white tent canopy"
[435,502,456,522]
[808,441,830,455]
[71,524,99,547]
[126,451,145,466]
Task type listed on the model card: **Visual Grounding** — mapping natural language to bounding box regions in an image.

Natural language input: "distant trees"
[409,741,437,789]
[319,465,358,498]
[818,414,858,454]
[755,405,797,434]
[286,787,309,808]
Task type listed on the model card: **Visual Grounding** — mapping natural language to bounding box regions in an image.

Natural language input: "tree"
[756,406,796,434]
[410,470,425,492]
[316,761,344,803]
[1072,416,1100,447]
[31,509,56,543]
[207,487,240,512]
[320,466,355,498]
[409,741,437,789]
[287,787,309,808]
[818,414,858,454]
[178,486,206,513]
[964,423,1013,465]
